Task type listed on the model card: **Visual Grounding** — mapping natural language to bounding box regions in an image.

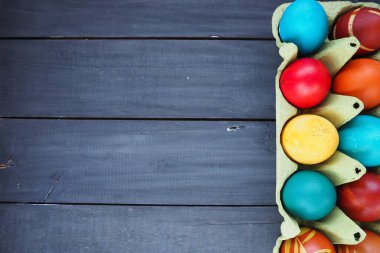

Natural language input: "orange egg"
[336,229,380,253]
[280,227,336,253]
[332,59,380,110]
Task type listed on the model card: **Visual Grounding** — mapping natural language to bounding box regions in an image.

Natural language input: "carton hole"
[350,42,357,47]
[355,167,361,174]
[354,232,361,241]
[353,102,360,109]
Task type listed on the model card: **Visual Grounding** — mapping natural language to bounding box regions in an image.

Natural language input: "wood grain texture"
[0,0,284,38]
[0,204,281,253]
[0,0,378,38]
[0,119,275,205]
[0,40,279,118]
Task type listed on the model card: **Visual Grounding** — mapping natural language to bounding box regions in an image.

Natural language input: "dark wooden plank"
[0,0,284,38]
[0,204,281,253]
[0,40,278,118]
[0,0,378,38]
[0,119,275,205]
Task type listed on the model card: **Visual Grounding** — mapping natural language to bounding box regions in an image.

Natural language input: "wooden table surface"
[0,0,375,252]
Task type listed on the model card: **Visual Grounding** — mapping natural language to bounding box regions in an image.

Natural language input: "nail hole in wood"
[0,155,14,169]
[227,126,246,132]
[354,232,361,241]
[353,102,360,109]
[355,167,361,174]
[350,43,357,47]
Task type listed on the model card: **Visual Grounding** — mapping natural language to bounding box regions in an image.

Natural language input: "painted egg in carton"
[271,1,380,252]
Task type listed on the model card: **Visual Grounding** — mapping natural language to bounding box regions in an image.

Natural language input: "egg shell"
[338,115,380,167]
[332,59,380,110]
[282,170,337,221]
[280,58,331,109]
[279,0,328,55]
[337,171,380,223]
[332,7,380,56]
[281,227,336,253]
[336,229,380,253]
[281,114,339,165]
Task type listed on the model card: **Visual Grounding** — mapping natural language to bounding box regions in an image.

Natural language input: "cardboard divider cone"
[361,221,380,235]
[306,151,366,187]
[369,105,380,118]
[272,2,380,252]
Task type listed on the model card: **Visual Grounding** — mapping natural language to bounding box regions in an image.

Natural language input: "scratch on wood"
[227,125,246,132]
[43,175,61,203]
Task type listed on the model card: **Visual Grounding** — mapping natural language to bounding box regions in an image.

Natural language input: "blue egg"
[282,170,336,221]
[339,115,380,167]
[279,0,328,55]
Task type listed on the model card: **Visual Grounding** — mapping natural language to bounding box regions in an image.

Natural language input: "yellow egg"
[281,114,339,165]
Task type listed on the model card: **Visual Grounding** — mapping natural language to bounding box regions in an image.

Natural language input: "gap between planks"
[0,116,275,121]
[0,201,278,208]
[0,36,275,41]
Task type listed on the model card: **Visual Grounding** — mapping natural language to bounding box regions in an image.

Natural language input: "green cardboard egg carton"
[271,1,380,252]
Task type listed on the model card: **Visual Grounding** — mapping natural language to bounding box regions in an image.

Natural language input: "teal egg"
[279,0,328,55]
[339,115,380,167]
[282,170,336,221]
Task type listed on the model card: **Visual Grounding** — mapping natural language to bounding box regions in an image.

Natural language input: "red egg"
[280,227,336,253]
[332,7,380,56]
[336,229,380,253]
[280,58,331,109]
[337,171,380,222]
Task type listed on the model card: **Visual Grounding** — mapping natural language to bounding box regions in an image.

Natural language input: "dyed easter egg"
[337,171,380,222]
[280,58,331,109]
[279,0,328,55]
[332,59,380,110]
[281,115,339,165]
[338,115,380,167]
[332,7,380,56]
[281,227,336,253]
[282,170,336,221]
[336,229,380,253]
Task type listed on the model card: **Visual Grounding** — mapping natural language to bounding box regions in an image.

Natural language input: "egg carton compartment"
[272,1,380,52]
[271,1,380,252]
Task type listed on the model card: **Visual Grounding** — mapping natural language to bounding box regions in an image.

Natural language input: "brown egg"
[336,229,380,253]
[337,171,380,222]
[332,7,380,56]
[332,59,380,110]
